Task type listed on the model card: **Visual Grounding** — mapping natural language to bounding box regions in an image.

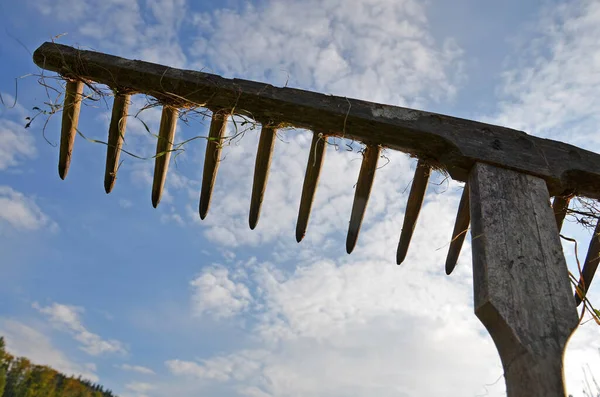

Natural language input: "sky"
[1,0,600,396]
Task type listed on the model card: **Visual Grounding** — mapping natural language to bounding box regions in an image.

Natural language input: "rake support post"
[469,163,578,397]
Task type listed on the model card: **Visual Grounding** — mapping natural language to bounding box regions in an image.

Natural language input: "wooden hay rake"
[33,42,600,396]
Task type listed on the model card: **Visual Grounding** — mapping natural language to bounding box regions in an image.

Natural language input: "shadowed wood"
[396,160,431,264]
[249,125,277,229]
[552,195,571,232]
[199,111,229,219]
[151,106,177,208]
[58,80,83,179]
[104,93,130,193]
[33,42,600,200]
[469,162,578,397]
[346,145,380,254]
[296,132,327,243]
[445,184,470,275]
[574,221,600,306]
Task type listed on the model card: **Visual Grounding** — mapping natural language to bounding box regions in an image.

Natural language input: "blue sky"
[1,0,600,396]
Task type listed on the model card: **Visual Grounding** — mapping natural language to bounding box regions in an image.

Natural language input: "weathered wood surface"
[552,195,571,232]
[575,221,600,305]
[469,163,579,397]
[104,93,130,193]
[396,160,430,264]
[346,145,380,254]
[199,112,229,219]
[58,80,83,179]
[445,184,470,275]
[296,132,326,243]
[33,42,600,199]
[151,106,177,208]
[249,126,277,229]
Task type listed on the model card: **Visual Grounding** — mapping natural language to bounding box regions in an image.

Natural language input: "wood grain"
[151,106,177,208]
[33,42,600,199]
[396,160,431,264]
[575,221,600,306]
[346,145,380,254]
[58,80,83,179]
[199,111,229,219]
[104,93,130,193]
[296,132,326,243]
[469,162,578,397]
[445,184,470,275]
[551,195,571,232]
[249,126,276,229]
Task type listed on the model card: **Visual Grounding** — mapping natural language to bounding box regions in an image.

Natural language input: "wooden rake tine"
[552,195,571,232]
[346,145,380,254]
[445,184,470,275]
[249,125,277,229]
[199,111,229,219]
[396,160,431,264]
[151,106,178,208]
[58,80,84,179]
[575,220,600,306]
[104,92,131,193]
[296,132,327,242]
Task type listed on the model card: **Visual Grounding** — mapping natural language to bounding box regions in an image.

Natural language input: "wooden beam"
[33,42,600,199]
[469,163,578,397]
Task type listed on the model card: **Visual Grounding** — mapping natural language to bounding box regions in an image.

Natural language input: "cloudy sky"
[1,0,600,396]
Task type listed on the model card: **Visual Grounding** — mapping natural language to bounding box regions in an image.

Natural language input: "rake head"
[32,42,600,298]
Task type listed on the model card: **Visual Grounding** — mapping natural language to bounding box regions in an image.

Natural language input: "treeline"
[0,337,117,397]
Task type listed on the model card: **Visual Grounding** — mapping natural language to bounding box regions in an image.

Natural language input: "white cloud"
[125,381,156,393]
[190,0,463,106]
[0,318,98,382]
[119,199,133,208]
[26,1,600,396]
[170,258,504,397]
[166,351,265,382]
[31,0,187,68]
[160,211,185,226]
[0,119,36,170]
[190,266,252,319]
[0,186,57,233]
[490,0,600,149]
[33,302,127,356]
[116,364,156,375]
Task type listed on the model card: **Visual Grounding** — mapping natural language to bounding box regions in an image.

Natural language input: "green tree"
[0,336,118,397]
[0,365,7,397]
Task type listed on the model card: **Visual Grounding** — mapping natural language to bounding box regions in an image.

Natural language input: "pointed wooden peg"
[249,125,277,229]
[296,132,327,242]
[552,195,571,232]
[199,111,229,219]
[445,184,470,275]
[575,220,600,306]
[151,106,178,208]
[396,160,431,264]
[58,80,84,179]
[346,145,380,254]
[104,93,131,193]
